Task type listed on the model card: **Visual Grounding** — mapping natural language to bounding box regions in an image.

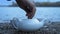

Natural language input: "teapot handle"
[11,20,18,29]
[12,21,18,29]
[11,17,19,29]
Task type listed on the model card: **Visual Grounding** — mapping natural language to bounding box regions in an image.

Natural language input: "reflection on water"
[0,7,60,22]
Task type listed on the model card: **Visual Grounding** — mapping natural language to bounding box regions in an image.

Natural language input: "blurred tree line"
[35,2,60,7]
[8,2,18,7]
[8,1,60,7]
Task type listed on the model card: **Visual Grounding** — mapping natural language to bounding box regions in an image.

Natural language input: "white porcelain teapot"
[11,18,46,31]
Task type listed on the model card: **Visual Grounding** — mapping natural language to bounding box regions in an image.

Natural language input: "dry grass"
[0,21,60,34]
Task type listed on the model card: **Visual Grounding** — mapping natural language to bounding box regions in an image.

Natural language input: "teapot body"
[11,18,45,31]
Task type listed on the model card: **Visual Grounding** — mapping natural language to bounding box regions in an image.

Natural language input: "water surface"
[0,7,60,22]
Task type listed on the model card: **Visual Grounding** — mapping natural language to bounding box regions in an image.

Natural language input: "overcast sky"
[0,0,60,5]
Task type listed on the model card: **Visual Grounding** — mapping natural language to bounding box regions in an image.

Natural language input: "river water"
[0,7,60,22]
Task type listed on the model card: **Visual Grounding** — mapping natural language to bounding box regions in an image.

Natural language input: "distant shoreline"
[0,2,60,7]
[0,6,60,7]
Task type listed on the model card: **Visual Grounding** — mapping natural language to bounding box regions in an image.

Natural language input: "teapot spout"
[42,18,51,25]
[37,18,50,24]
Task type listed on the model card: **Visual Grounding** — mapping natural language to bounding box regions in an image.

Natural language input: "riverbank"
[0,21,60,34]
